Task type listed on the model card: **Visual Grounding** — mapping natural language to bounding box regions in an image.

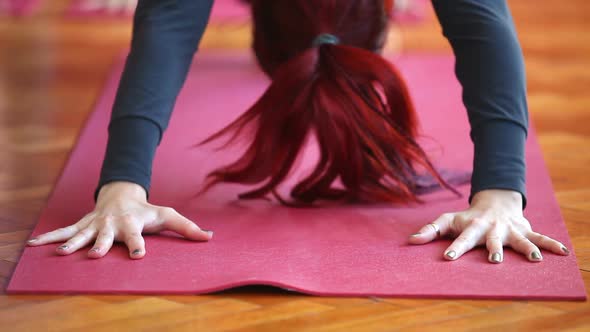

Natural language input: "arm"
[409,1,570,263]
[432,0,529,208]
[28,0,216,260]
[95,0,214,201]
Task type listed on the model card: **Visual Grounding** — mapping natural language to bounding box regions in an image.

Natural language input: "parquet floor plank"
[150,300,333,332]
[401,303,563,332]
[230,302,478,332]
[66,298,261,332]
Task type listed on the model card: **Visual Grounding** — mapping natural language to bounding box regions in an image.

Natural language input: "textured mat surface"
[6,52,586,299]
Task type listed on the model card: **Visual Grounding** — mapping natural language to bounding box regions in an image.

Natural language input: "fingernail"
[410,233,421,237]
[58,245,68,250]
[491,252,502,263]
[561,246,570,255]
[27,238,38,243]
[90,247,100,252]
[445,251,456,259]
[202,229,214,238]
[531,251,542,261]
[132,249,142,255]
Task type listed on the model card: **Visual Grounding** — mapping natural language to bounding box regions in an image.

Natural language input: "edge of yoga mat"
[5,51,587,300]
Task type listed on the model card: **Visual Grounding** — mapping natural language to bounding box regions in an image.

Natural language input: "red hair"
[199,0,458,205]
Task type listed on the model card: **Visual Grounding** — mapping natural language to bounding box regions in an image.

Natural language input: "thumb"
[408,213,454,245]
[159,207,213,241]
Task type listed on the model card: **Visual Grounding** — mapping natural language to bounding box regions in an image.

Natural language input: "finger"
[28,214,94,246]
[115,214,147,259]
[56,227,98,255]
[485,225,504,264]
[159,208,213,241]
[408,213,454,245]
[444,218,489,260]
[27,225,80,246]
[527,231,570,256]
[123,230,146,259]
[508,230,543,262]
[88,228,115,259]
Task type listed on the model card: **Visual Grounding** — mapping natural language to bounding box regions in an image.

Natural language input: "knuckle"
[92,216,109,227]
[43,230,57,237]
[538,234,559,247]
[119,214,135,224]
[489,222,503,232]
[539,235,552,243]
[78,228,95,238]
[488,219,500,228]
[94,215,114,226]
[102,214,115,223]
[471,218,487,227]
[118,214,136,227]
[124,232,142,243]
[514,236,530,247]
[486,234,501,242]
[455,235,471,244]
[50,227,70,236]
[97,229,113,240]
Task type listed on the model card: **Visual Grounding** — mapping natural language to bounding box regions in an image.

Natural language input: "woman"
[27,0,570,264]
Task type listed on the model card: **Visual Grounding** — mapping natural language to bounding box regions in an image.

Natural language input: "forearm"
[95,0,214,201]
[432,0,529,208]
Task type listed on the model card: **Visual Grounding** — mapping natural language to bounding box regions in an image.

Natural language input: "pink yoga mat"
[65,0,429,25]
[6,52,586,300]
[0,0,41,16]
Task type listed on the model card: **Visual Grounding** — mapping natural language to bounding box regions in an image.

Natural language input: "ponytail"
[198,44,458,205]
[197,0,459,206]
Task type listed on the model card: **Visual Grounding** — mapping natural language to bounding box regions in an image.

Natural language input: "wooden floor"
[0,0,589,331]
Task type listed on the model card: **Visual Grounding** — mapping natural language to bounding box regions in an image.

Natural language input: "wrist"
[471,189,523,210]
[97,181,147,202]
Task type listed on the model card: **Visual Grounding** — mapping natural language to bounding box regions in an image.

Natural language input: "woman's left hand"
[408,189,570,263]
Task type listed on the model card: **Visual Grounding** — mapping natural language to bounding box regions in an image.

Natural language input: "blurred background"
[0,0,589,291]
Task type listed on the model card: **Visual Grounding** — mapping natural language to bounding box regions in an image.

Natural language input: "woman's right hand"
[25,181,213,259]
